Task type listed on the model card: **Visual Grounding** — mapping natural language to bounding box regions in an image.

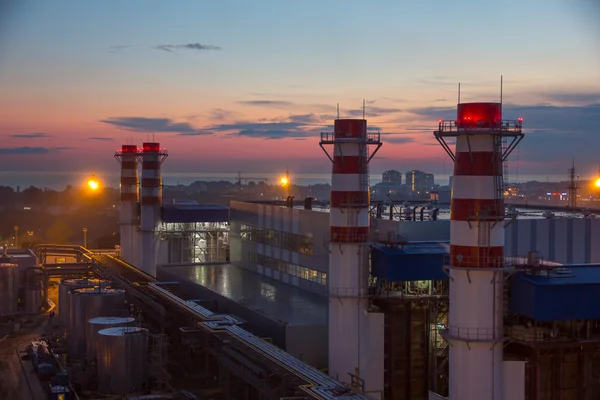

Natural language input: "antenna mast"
[501,75,509,191]
[363,99,365,119]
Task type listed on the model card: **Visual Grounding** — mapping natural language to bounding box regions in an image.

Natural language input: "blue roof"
[161,203,229,223]
[509,265,600,321]
[371,242,449,282]
[515,264,600,286]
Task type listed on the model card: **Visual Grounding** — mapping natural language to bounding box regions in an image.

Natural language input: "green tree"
[45,220,73,244]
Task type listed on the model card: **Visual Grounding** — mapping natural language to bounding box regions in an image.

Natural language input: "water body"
[0,171,570,190]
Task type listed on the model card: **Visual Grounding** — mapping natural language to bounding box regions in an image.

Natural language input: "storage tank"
[67,287,126,360]
[86,316,135,361]
[0,259,18,315]
[24,283,42,313]
[97,326,148,394]
[58,278,110,328]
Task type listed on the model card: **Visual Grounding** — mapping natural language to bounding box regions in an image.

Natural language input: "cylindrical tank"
[67,288,126,360]
[86,316,135,361]
[97,327,148,394]
[0,261,17,315]
[24,283,42,313]
[58,278,110,328]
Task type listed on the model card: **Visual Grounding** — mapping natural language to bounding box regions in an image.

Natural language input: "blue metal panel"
[161,204,229,223]
[509,266,600,321]
[371,242,449,282]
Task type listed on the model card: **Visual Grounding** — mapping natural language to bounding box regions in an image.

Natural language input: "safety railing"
[330,232,370,243]
[320,131,381,143]
[444,326,502,342]
[436,120,523,134]
[443,254,505,269]
[329,286,370,298]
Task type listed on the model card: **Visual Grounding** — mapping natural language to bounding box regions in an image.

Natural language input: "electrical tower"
[567,158,579,209]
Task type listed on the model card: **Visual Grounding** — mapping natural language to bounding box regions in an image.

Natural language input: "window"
[240,224,314,255]
[248,252,327,285]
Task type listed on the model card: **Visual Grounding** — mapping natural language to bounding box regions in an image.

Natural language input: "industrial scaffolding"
[158,222,230,264]
[373,280,449,400]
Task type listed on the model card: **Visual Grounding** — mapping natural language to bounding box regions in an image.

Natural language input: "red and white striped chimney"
[139,142,167,276]
[320,119,384,396]
[435,102,523,400]
[114,145,139,264]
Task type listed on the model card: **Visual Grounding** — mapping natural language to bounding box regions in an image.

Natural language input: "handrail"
[436,120,523,134]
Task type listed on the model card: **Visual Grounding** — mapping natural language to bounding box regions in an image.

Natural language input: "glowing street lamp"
[280,170,290,199]
[87,177,100,191]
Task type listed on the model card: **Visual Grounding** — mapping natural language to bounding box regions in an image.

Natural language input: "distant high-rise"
[382,170,402,185]
[405,170,434,193]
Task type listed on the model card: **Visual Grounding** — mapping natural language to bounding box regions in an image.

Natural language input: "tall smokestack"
[434,102,524,400]
[320,119,383,396]
[139,142,167,276]
[114,145,139,264]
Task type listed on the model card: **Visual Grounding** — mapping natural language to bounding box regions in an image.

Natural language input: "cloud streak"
[89,137,114,141]
[100,117,212,136]
[154,43,221,53]
[237,100,295,107]
[0,147,71,155]
[10,132,53,138]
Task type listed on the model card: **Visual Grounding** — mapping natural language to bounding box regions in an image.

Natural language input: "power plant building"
[108,108,600,400]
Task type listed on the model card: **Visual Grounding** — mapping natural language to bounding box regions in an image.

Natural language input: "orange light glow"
[87,179,99,190]
[594,177,600,188]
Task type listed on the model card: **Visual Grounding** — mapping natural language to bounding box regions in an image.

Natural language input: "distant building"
[405,170,434,193]
[382,170,402,185]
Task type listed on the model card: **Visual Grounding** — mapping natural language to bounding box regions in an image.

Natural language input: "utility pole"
[83,227,88,248]
[567,158,579,209]
[14,225,19,248]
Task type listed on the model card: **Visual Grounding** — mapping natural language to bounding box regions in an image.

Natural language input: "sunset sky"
[1,0,599,185]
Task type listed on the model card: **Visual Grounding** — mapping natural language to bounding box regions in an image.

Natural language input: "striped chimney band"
[140,142,163,206]
[449,103,505,269]
[118,145,138,202]
[330,119,370,243]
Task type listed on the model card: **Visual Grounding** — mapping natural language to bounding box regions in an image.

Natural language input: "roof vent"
[527,251,540,267]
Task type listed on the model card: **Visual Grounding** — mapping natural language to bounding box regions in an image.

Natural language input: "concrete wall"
[285,324,328,369]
